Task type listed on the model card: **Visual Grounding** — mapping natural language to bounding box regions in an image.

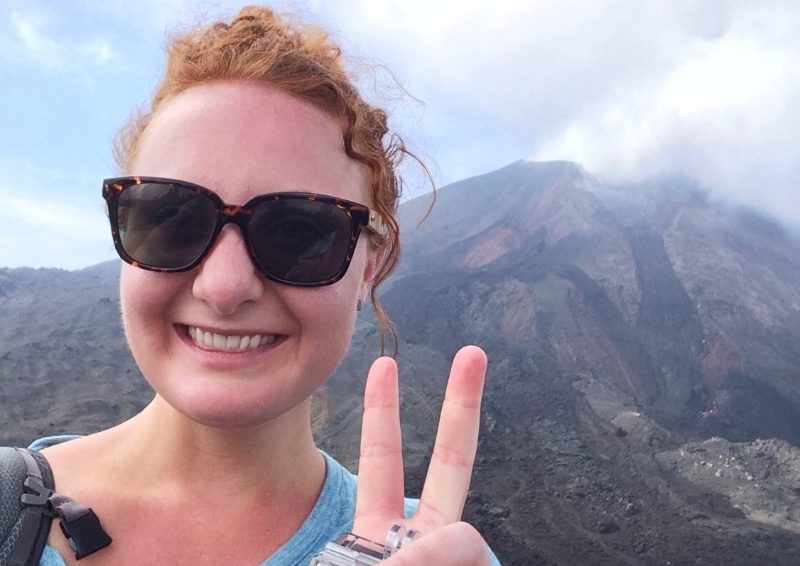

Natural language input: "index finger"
[415,345,487,528]
[353,356,405,538]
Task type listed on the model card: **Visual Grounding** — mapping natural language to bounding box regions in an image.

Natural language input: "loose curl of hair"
[115,6,425,354]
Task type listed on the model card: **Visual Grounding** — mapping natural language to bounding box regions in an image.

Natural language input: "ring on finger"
[383,523,420,558]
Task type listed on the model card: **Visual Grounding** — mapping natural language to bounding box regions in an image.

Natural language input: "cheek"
[294,283,358,342]
[119,267,185,352]
[121,267,157,326]
[289,257,365,369]
[119,266,148,332]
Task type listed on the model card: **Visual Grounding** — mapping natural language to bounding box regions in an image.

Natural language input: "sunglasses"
[102,176,385,287]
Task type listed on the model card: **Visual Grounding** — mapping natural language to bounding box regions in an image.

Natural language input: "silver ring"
[383,523,420,558]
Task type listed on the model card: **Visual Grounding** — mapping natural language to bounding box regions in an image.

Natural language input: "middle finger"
[416,345,487,526]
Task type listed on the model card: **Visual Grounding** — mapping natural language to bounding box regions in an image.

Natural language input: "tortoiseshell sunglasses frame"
[102,176,385,287]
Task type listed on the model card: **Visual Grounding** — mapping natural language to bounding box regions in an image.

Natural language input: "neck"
[99,395,325,502]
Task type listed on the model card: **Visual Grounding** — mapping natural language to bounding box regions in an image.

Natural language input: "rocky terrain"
[2,160,800,564]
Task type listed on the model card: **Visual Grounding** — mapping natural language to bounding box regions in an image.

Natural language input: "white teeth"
[213,333,226,348]
[187,326,280,351]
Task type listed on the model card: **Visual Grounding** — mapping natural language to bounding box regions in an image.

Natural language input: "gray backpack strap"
[0,447,112,565]
[0,447,54,566]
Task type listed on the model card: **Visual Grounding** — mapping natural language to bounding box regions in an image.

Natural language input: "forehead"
[130,80,368,204]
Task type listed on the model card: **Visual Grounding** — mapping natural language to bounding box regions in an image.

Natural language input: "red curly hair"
[114,6,421,353]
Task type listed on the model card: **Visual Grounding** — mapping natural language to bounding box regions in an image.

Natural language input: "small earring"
[356,297,364,311]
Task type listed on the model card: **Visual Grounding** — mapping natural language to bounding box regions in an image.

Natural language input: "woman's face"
[120,81,378,428]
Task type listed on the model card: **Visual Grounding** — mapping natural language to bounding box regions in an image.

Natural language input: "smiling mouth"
[186,325,282,352]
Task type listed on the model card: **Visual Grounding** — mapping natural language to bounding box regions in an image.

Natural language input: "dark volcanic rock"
[0,262,151,446]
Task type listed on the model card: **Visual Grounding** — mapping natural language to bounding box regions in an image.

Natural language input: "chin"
[164,382,315,430]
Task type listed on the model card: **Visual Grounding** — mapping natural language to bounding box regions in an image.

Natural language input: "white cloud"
[533,2,800,224]
[0,188,112,269]
[9,11,63,70]
[0,155,113,269]
[9,9,116,71]
[78,38,115,64]
[311,0,800,224]
[0,192,97,235]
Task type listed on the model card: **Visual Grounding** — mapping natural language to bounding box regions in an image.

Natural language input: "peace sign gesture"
[352,345,493,565]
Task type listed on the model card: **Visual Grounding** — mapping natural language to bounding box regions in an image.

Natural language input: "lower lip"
[176,325,286,368]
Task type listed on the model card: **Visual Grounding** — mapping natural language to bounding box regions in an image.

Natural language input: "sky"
[0,0,798,269]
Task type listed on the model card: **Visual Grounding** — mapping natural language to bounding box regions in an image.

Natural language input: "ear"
[359,245,387,301]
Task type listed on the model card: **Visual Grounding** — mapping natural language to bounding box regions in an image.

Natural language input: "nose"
[192,225,265,315]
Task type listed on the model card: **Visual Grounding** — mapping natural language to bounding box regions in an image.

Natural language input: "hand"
[353,345,491,565]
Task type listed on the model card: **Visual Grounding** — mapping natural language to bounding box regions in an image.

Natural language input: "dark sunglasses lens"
[250,199,353,284]
[117,182,218,269]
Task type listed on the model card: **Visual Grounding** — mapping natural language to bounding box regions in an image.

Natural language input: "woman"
[33,6,497,565]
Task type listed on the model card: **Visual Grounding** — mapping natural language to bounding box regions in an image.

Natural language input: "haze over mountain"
[2,160,799,565]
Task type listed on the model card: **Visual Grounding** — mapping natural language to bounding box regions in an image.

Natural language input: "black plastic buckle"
[20,476,53,507]
[59,509,113,560]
